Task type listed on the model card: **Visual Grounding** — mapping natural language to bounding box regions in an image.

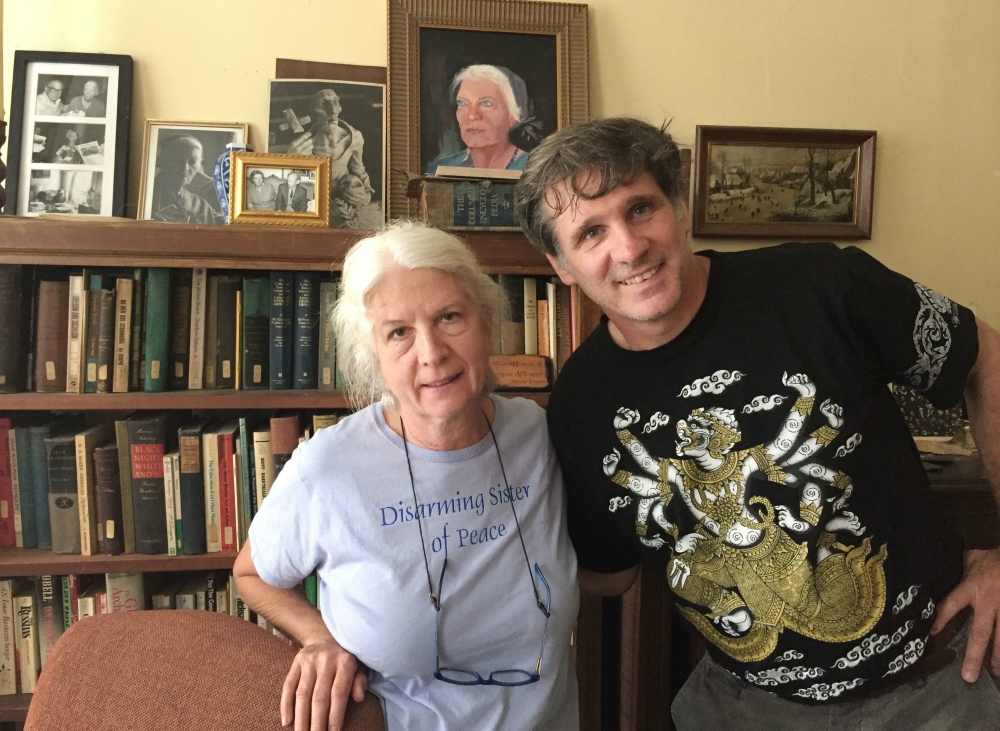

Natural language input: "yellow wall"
[5,0,999,323]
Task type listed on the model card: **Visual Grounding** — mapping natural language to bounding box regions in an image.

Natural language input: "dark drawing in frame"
[388,0,589,218]
[693,126,876,239]
[5,50,133,217]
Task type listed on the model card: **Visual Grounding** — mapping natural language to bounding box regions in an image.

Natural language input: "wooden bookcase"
[0,217,610,727]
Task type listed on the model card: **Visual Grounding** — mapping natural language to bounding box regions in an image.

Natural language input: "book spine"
[217,432,236,553]
[523,276,538,356]
[112,278,133,393]
[241,276,270,389]
[546,280,558,371]
[202,432,221,553]
[238,419,254,544]
[14,592,40,693]
[498,275,525,356]
[0,266,24,394]
[105,572,144,612]
[215,277,239,390]
[163,453,178,556]
[537,298,551,359]
[95,288,116,393]
[34,281,70,392]
[83,288,101,393]
[178,429,206,554]
[556,282,573,374]
[293,272,319,389]
[169,270,192,390]
[45,437,80,555]
[269,272,294,389]
[93,444,125,555]
[74,432,98,556]
[187,268,208,389]
[114,421,136,554]
[129,268,145,391]
[171,452,183,555]
[128,418,169,554]
[29,428,52,550]
[0,420,13,547]
[252,431,274,510]
[37,575,63,667]
[65,274,85,393]
[0,580,15,695]
[59,577,71,629]
[143,268,171,392]
[204,275,220,388]
[12,430,37,549]
[318,281,338,390]
[270,417,300,479]
[64,576,80,626]
[8,430,23,548]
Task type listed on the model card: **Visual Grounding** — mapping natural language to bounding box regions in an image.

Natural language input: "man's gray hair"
[513,118,685,257]
[333,221,508,409]
[450,65,526,122]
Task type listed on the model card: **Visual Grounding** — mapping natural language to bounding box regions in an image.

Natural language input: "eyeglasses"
[400,411,552,687]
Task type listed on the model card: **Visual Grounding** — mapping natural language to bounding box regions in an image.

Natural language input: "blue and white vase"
[213,142,253,223]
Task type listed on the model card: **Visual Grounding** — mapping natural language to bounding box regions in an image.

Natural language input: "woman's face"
[65,130,78,144]
[455,77,517,150]
[367,266,492,426]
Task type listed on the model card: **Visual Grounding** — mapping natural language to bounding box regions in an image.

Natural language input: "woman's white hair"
[452,64,523,122]
[333,221,509,410]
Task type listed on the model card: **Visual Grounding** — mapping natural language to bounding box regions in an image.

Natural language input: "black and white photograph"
[32,123,106,165]
[5,51,132,217]
[268,79,384,228]
[138,121,248,225]
[34,74,109,118]
[245,167,315,213]
[27,169,103,215]
[419,27,558,176]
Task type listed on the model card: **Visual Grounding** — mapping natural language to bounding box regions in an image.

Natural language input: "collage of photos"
[22,65,119,216]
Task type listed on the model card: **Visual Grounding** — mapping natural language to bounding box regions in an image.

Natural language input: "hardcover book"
[270,415,300,479]
[414,177,519,230]
[105,572,145,612]
[204,275,220,388]
[113,420,137,554]
[128,268,145,392]
[187,268,208,389]
[9,427,38,549]
[318,281,338,389]
[13,585,40,693]
[0,266,24,393]
[112,277,134,393]
[93,442,125,555]
[215,275,241,390]
[127,414,171,554]
[268,271,294,389]
[0,419,13,546]
[95,288,116,393]
[83,285,102,393]
[36,575,63,667]
[0,580,15,695]
[34,280,70,392]
[178,419,208,554]
[241,276,270,389]
[44,432,81,555]
[293,272,319,389]
[143,268,171,392]
[169,269,193,390]
[65,274,86,393]
[74,423,115,556]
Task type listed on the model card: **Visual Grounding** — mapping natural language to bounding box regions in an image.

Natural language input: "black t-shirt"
[548,243,979,703]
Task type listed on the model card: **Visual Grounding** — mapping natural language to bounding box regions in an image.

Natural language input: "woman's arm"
[234,540,367,731]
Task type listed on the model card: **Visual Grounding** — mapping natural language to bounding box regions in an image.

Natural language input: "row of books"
[0,570,315,695]
[0,411,340,555]
[0,265,573,394]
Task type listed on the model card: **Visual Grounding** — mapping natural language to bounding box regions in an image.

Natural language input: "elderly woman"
[426,65,532,174]
[246,169,277,210]
[234,222,579,731]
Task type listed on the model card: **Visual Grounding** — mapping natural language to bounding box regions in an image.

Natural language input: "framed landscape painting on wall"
[387,0,589,217]
[5,50,133,217]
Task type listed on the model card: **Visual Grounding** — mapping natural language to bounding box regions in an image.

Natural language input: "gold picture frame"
[229,151,331,227]
[387,0,589,217]
[137,119,249,224]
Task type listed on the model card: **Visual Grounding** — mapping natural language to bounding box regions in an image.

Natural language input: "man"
[150,135,219,224]
[63,80,106,118]
[514,118,1000,729]
[35,79,64,116]
[276,171,308,213]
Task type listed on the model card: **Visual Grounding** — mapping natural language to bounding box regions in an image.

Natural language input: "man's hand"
[932,547,1000,681]
[281,637,367,731]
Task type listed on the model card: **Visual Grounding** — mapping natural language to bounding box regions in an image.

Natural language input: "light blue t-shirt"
[249,396,580,731]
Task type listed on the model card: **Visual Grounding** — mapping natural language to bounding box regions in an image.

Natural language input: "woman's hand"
[281,637,367,731]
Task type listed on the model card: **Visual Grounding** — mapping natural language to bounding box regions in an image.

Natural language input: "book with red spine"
[215,422,239,553]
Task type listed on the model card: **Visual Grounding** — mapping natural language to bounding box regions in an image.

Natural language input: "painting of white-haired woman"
[425,64,538,174]
[234,221,580,731]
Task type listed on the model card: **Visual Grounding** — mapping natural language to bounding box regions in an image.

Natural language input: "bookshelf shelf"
[0,390,549,411]
[0,217,552,274]
[0,693,29,723]
[0,547,237,577]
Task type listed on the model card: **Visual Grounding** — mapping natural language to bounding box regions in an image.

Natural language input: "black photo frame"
[5,50,133,217]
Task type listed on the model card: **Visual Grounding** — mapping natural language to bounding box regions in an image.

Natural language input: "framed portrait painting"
[138,121,249,224]
[387,0,589,217]
[692,126,877,239]
[229,151,331,227]
[4,50,133,217]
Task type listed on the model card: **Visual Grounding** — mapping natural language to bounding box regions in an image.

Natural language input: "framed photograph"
[137,120,249,224]
[4,50,132,216]
[267,76,385,229]
[692,126,877,239]
[387,0,589,217]
[229,151,330,227]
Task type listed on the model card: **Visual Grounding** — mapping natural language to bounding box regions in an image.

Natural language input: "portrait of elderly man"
[150,135,221,224]
[63,79,106,118]
[35,78,65,116]
[425,64,533,175]
[275,171,309,213]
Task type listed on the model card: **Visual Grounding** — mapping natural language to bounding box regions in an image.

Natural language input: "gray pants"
[671,622,1000,731]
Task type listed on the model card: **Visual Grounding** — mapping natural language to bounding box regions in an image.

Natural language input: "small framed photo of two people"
[137,121,249,224]
[4,50,133,216]
[387,0,590,217]
[268,76,385,229]
[228,152,331,227]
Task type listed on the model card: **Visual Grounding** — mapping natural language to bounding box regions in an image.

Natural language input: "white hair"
[333,221,508,410]
[452,64,522,122]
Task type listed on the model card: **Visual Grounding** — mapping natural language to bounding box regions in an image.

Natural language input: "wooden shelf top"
[0,693,29,723]
[0,216,552,273]
[0,389,548,411]
[0,547,237,577]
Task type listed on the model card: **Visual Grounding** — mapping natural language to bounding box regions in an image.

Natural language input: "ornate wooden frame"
[229,151,331,227]
[693,125,877,239]
[387,0,589,217]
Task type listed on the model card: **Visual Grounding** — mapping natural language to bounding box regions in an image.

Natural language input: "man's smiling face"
[544,171,695,327]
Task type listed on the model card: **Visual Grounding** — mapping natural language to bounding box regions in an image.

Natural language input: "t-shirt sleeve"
[839,246,979,410]
[547,390,642,574]
[248,451,322,589]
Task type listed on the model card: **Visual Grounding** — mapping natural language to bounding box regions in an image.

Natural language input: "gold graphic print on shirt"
[603,372,887,662]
